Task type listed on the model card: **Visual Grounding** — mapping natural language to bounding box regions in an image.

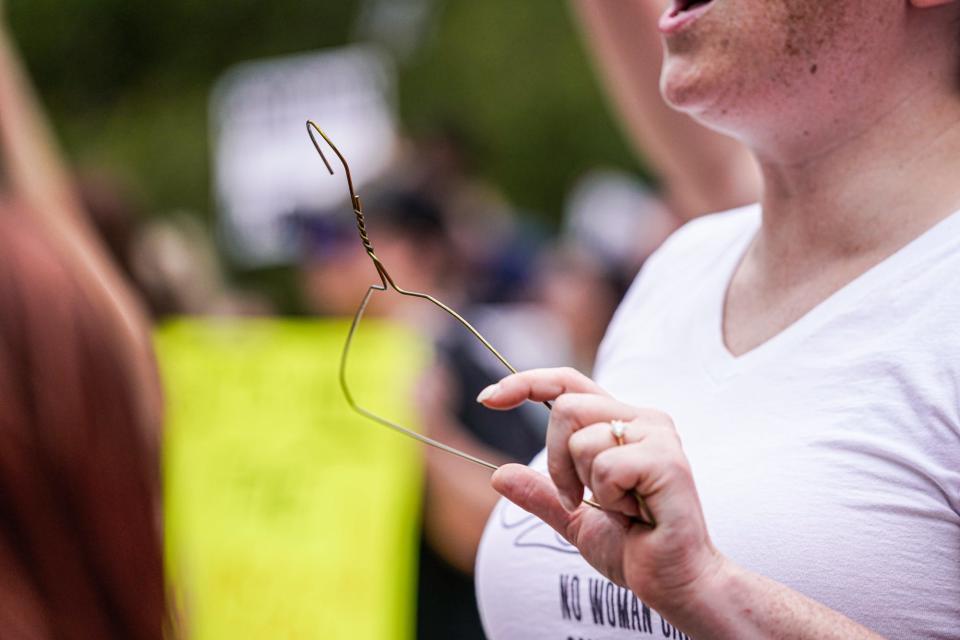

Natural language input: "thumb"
[491,463,573,537]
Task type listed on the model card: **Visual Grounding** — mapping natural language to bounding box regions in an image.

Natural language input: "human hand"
[478,367,727,616]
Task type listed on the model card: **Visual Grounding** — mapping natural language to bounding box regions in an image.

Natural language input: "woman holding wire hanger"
[471,0,960,638]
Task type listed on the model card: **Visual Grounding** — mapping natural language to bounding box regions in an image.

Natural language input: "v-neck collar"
[698,205,960,382]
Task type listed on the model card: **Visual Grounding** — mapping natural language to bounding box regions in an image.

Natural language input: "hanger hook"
[306,120,393,288]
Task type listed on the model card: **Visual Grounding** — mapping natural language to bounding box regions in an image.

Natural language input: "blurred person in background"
[475,0,960,638]
[395,125,545,304]
[0,12,168,640]
[551,169,678,371]
[562,169,678,281]
[128,213,274,318]
[79,169,272,319]
[0,211,167,640]
[295,186,458,322]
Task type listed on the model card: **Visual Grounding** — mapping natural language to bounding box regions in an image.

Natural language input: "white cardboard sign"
[212,46,397,266]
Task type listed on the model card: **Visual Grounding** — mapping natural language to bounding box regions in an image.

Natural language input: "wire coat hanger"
[306,120,655,527]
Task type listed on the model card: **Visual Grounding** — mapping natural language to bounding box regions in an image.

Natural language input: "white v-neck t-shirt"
[475,204,960,640]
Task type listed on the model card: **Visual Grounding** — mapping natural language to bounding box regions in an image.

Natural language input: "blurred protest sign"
[156,318,427,639]
[211,46,398,266]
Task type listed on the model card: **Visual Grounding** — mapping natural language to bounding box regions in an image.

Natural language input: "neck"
[752,77,960,271]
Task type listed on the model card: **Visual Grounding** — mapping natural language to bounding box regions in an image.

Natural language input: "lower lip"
[658,2,715,36]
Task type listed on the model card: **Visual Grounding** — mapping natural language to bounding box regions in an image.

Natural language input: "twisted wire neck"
[352,196,376,257]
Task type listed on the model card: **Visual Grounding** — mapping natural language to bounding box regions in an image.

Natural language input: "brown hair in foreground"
[0,208,166,640]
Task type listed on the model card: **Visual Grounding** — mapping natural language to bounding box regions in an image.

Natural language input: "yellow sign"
[156,318,427,639]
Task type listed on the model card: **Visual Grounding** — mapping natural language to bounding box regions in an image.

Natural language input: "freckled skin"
[660,0,905,156]
[783,2,849,59]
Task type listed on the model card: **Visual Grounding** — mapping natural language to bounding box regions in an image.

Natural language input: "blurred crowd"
[0,2,760,639]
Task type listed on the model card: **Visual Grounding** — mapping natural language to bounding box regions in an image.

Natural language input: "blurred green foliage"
[8,0,642,229]
[400,2,642,220]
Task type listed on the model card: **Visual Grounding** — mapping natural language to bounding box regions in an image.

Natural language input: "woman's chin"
[660,62,719,113]
[660,55,754,130]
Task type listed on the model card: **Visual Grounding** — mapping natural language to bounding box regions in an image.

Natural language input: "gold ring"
[610,419,627,446]
[607,419,657,528]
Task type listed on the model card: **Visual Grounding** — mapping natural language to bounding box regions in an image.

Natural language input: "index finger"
[477,367,610,410]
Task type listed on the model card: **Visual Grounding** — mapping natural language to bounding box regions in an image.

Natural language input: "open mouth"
[672,0,714,17]
[660,0,717,34]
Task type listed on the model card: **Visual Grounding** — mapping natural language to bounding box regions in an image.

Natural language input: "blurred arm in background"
[571,0,761,219]
[0,16,158,420]
[417,360,509,575]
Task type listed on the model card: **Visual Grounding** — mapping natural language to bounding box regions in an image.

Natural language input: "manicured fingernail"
[559,493,578,512]
[476,384,499,403]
